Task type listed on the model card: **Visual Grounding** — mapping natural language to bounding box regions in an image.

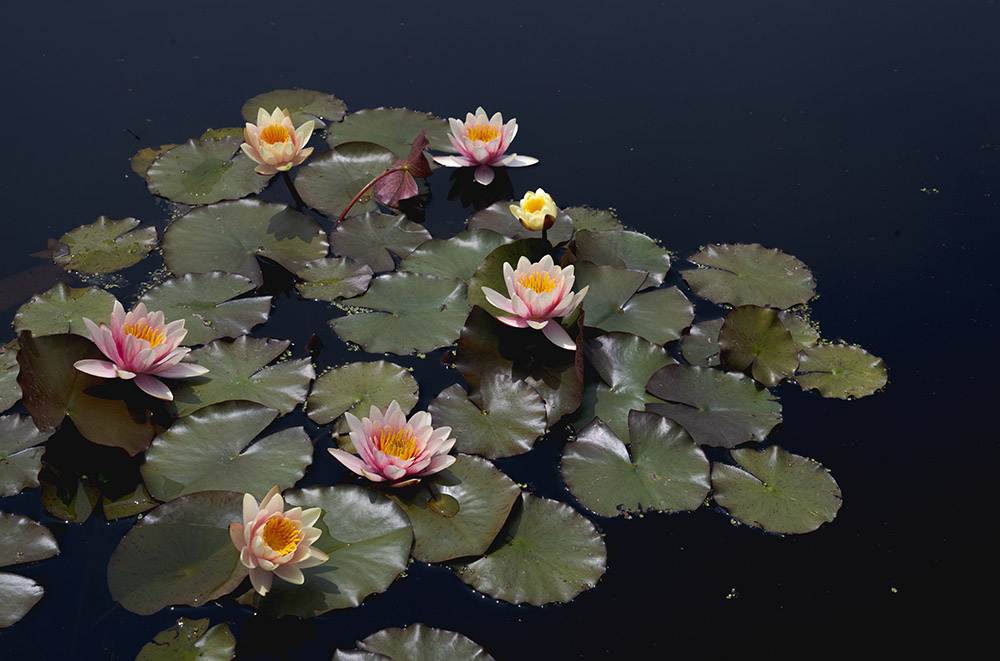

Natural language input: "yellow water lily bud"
[510,188,557,232]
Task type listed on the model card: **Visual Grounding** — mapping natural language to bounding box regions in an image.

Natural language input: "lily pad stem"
[281,171,306,210]
[336,168,402,223]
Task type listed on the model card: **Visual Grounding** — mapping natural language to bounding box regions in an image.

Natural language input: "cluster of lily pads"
[0,88,887,656]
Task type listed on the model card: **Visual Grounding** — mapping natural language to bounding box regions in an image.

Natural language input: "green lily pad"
[169,336,314,418]
[564,206,624,232]
[54,216,157,274]
[681,243,816,309]
[467,202,574,244]
[466,237,551,314]
[139,272,271,346]
[102,482,157,521]
[162,200,329,287]
[325,107,451,157]
[242,88,347,129]
[142,401,313,502]
[244,485,412,618]
[306,361,418,428]
[561,412,710,518]
[0,512,60,567]
[455,307,583,426]
[399,229,512,282]
[384,454,520,563]
[328,212,432,273]
[718,305,800,387]
[295,144,398,220]
[575,263,694,344]
[778,311,820,350]
[131,143,180,180]
[346,624,495,661]
[0,347,21,414]
[453,493,606,606]
[16,332,156,455]
[570,332,675,441]
[296,258,373,302]
[331,273,469,355]
[711,445,842,534]
[0,414,52,497]
[428,375,546,458]
[679,318,724,367]
[0,573,43,629]
[572,229,671,289]
[147,136,270,205]
[135,617,236,661]
[13,283,118,338]
[199,127,244,141]
[107,490,246,615]
[794,344,888,399]
[645,364,782,448]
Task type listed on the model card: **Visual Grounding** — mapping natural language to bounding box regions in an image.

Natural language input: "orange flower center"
[261,516,302,556]
[466,124,500,143]
[123,321,165,348]
[523,197,545,214]
[260,124,290,145]
[519,271,558,294]
[378,425,418,460]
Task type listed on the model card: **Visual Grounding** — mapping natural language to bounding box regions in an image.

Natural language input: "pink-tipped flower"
[481,255,589,351]
[432,107,538,185]
[328,401,456,488]
[229,486,329,597]
[240,107,315,176]
[73,301,208,401]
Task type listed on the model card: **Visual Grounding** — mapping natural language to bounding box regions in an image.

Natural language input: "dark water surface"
[2,1,997,657]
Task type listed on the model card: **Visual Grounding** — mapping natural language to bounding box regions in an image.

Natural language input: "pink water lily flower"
[432,107,538,185]
[329,400,456,488]
[481,255,589,351]
[73,301,208,401]
[229,486,329,597]
[241,107,315,176]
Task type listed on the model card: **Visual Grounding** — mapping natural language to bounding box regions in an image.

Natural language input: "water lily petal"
[153,362,209,379]
[74,359,119,379]
[541,321,577,351]
[134,374,173,400]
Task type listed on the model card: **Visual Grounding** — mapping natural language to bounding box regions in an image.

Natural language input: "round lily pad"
[54,216,157,274]
[13,283,118,338]
[306,361,418,429]
[428,376,546,459]
[645,364,782,448]
[0,414,52,497]
[564,206,624,232]
[245,485,412,618]
[384,454,521,563]
[453,493,606,606]
[146,136,270,205]
[681,243,816,309]
[135,617,235,661]
[711,445,843,534]
[295,144,398,220]
[141,401,313,502]
[140,272,271,346]
[242,89,347,129]
[345,623,495,661]
[330,273,469,355]
[325,107,451,157]
[162,200,328,287]
[0,512,59,567]
[467,202,574,243]
[399,229,512,282]
[572,229,671,289]
[0,347,22,414]
[328,212,432,273]
[169,336,314,418]
[718,305,799,387]
[0,573,43,629]
[107,490,246,615]
[680,318,724,367]
[794,344,888,399]
[295,258,373,302]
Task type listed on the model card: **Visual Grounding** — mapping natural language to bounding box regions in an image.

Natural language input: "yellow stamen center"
[378,425,418,460]
[523,197,545,214]
[123,321,165,348]
[519,271,558,294]
[466,124,500,143]
[261,516,301,556]
[260,124,290,145]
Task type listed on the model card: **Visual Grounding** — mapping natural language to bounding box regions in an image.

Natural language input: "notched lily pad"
[572,229,671,289]
[146,136,270,205]
[328,212,432,273]
[13,283,118,338]
[399,229,511,283]
[718,305,799,387]
[564,206,624,232]
[306,361,418,429]
[54,216,157,274]
[135,617,236,661]
[794,344,887,399]
[295,144,398,220]
[296,258,373,302]
[0,414,53,497]
[343,623,495,661]
[682,243,816,309]
[711,445,842,534]
[325,107,451,157]
[680,318,724,367]
[242,88,347,129]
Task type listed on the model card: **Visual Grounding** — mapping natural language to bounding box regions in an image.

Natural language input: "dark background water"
[2,1,997,657]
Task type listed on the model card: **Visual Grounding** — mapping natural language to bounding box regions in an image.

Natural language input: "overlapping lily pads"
[466,237,551,313]
[452,493,606,606]
[562,412,711,517]
[325,108,451,157]
[682,243,816,309]
[328,212,432,273]
[0,414,52,497]
[295,145,398,220]
[794,344,887,399]
[13,284,118,338]
[141,401,313,502]
[295,258,373,302]
[339,624,495,661]
[162,200,328,286]
[467,203,574,244]
[146,136,270,205]
[718,305,799,387]
[680,318,724,367]
[53,216,157,274]
[306,361,418,429]
[711,445,842,534]
[242,89,347,129]
[399,229,511,282]
[572,229,671,289]
[140,272,272,346]
[135,617,236,661]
